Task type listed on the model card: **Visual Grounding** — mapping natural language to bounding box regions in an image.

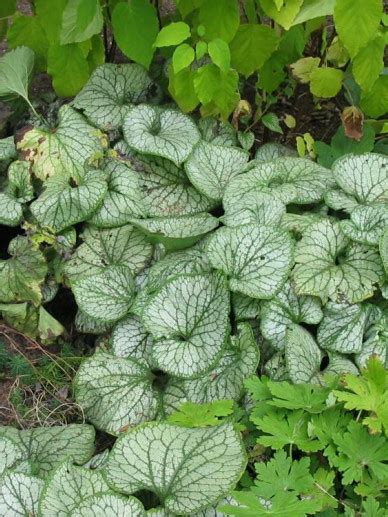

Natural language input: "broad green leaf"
[285,324,322,384]
[121,150,214,216]
[60,0,103,44]
[168,66,199,113]
[360,75,388,118]
[222,191,286,228]
[47,43,90,97]
[230,24,280,77]
[74,352,158,434]
[172,43,195,74]
[130,213,219,250]
[18,105,107,181]
[0,424,95,477]
[7,14,48,71]
[198,117,237,147]
[0,47,35,111]
[74,63,161,130]
[185,141,249,201]
[89,160,147,227]
[0,136,16,161]
[334,0,383,58]
[0,473,43,516]
[0,0,16,17]
[34,0,68,44]
[237,131,255,151]
[255,143,297,162]
[0,237,47,305]
[123,105,200,165]
[111,315,153,363]
[223,157,334,206]
[72,265,135,323]
[262,112,283,134]
[112,0,158,69]
[260,0,304,30]
[0,436,24,476]
[290,56,320,84]
[206,224,294,299]
[142,272,230,377]
[261,281,322,351]
[162,323,259,412]
[0,192,22,226]
[65,225,152,281]
[341,205,388,246]
[194,65,239,119]
[309,67,343,98]
[198,0,239,42]
[317,302,374,354]
[208,38,231,71]
[30,169,107,232]
[291,0,335,25]
[105,422,247,514]
[72,494,146,517]
[352,32,385,91]
[7,161,34,203]
[292,220,384,303]
[154,22,191,47]
[39,461,110,516]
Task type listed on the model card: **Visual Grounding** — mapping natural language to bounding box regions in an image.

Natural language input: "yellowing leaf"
[290,57,320,84]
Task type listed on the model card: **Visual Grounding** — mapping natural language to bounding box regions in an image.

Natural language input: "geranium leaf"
[74,352,158,434]
[222,191,286,228]
[39,461,110,515]
[142,272,230,377]
[74,63,161,129]
[0,473,43,516]
[111,315,153,363]
[293,220,384,303]
[261,281,323,351]
[105,422,246,515]
[123,105,200,165]
[30,169,107,233]
[64,225,152,281]
[341,205,388,246]
[71,494,145,517]
[285,324,322,384]
[18,105,107,181]
[72,265,135,323]
[0,236,47,305]
[185,141,249,201]
[206,224,294,299]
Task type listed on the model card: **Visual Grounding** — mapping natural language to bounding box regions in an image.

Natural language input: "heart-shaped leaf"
[380,229,388,273]
[255,142,297,162]
[199,117,237,147]
[71,494,145,517]
[142,272,230,377]
[123,105,200,165]
[222,191,286,228]
[0,136,16,162]
[7,161,34,203]
[206,224,294,299]
[0,47,35,107]
[285,324,322,384]
[341,205,388,246]
[75,309,113,335]
[0,473,43,516]
[74,352,158,434]
[74,63,161,129]
[0,436,24,476]
[105,422,246,515]
[111,316,153,363]
[0,192,23,226]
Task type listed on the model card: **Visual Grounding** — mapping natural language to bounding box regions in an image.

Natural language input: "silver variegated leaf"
[185,141,249,201]
[0,436,24,476]
[232,293,261,321]
[30,169,107,233]
[0,473,43,517]
[222,191,286,228]
[264,353,290,381]
[293,220,384,303]
[71,265,135,323]
[198,117,237,146]
[7,161,34,202]
[64,225,152,281]
[355,332,388,369]
[206,224,294,299]
[285,324,322,384]
[123,105,200,165]
[261,281,323,351]
[325,354,359,376]
[0,192,22,226]
[105,422,246,515]
[18,105,107,181]
[280,212,328,234]
[142,272,230,378]
[74,63,160,129]
[324,188,359,212]
[380,229,388,273]
[340,205,388,246]
[255,143,297,162]
[111,316,153,363]
[0,136,16,161]
[74,352,158,434]
[75,309,113,334]
[72,493,146,517]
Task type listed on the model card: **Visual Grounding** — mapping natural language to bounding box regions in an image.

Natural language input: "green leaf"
[309,67,343,98]
[341,205,388,246]
[0,473,43,516]
[142,272,230,377]
[30,169,107,233]
[285,324,322,384]
[18,105,107,181]
[74,63,161,130]
[123,105,200,165]
[230,24,280,77]
[105,422,247,515]
[334,0,383,58]
[111,315,153,363]
[291,0,335,25]
[71,494,145,517]
[47,43,90,97]
[74,352,158,434]
[267,381,330,413]
[261,281,322,351]
[168,66,199,112]
[0,0,16,17]
[208,38,231,71]
[0,47,35,111]
[60,0,103,44]
[290,56,320,84]
[361,75,388,118]
[352,32,385,91]
[0,237,47,305]
[35,0,68,45]
[154,22,191,47]
[260,0,304,30]
[39,461,110,515]
[7,14,49,71]
[64,224,152,281]
[172,43,195,74]
[261,112,283,134]
[167,400,234,427]
[292,220,384,303]
[206,224,294,299]
[72,265,135,323]
[0,424,95,477]
[0,192,22,227]
[199,0,239,43]
[185,141,248,201]
[112,0,159,69]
